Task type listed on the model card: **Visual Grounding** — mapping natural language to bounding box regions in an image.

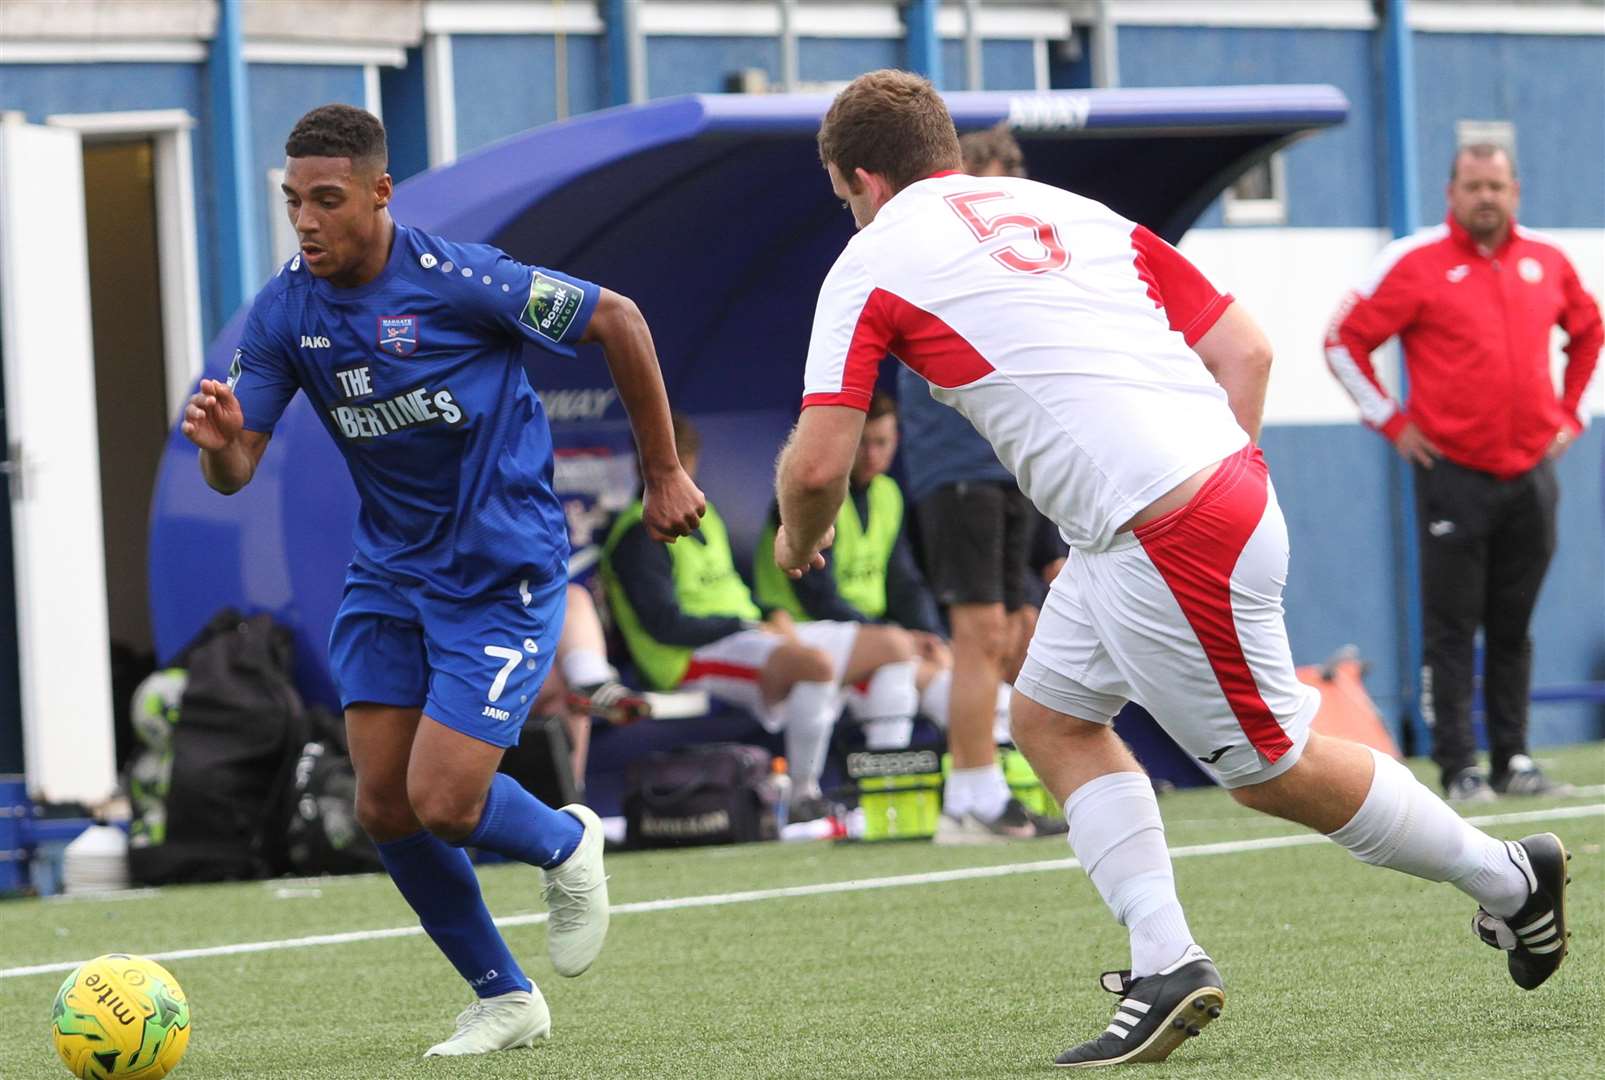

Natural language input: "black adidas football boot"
[1053,947,1225,1068]
[1472,832,1572,990]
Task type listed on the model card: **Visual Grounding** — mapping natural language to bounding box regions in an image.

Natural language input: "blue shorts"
[328,562,567,748]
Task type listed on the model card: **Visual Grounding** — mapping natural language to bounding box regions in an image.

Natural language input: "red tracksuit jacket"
[1325,214,1602,479]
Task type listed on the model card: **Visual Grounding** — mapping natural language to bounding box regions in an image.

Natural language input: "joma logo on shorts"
[482,705,511,722]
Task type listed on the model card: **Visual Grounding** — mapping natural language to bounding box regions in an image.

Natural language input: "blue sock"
[376,830,531,998]
[462,773,584,869]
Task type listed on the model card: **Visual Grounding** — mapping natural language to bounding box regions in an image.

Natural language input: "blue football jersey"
[229,222,601,599]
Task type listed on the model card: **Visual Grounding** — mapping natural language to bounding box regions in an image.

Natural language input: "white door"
[0,118,116,805]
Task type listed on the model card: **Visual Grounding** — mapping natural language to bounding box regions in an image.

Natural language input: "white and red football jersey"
[803,172,1249,551]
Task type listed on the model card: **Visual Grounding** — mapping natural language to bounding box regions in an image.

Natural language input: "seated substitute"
[754,391,1014,746]
[601,413,921,816]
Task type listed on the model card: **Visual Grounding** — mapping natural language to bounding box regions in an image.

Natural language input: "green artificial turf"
[2,744,1600,1080]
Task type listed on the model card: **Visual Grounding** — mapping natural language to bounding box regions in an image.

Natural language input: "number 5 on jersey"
[944,190,1070,275]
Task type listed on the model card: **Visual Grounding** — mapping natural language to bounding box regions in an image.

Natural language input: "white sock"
[1328,747,1529,917]
[919,669,952,731]
[782,681,839,791]
[863,717,914,750]
[1065,771,1196,978]
[560,648,614,690]
[860,660,918,722]
[993,683,1013,744]
[945,764,1011,821]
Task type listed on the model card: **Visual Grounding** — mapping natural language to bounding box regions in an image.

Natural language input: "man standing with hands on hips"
[1327,142,1601,803]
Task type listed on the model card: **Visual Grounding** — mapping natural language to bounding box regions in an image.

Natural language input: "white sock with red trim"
[782,681,839,794]
[1065,771,1197,978]
[857,660,917,721]
[1328,747,1528,917]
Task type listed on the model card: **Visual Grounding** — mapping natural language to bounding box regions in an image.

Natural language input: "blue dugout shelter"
[148,86,1348,797]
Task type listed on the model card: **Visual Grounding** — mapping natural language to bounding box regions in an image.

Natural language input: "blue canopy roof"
[149,85,1348,699]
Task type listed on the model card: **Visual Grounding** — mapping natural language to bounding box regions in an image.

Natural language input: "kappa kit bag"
[624,743,778,848]
[849,747,944,841]
[129,610,310,885]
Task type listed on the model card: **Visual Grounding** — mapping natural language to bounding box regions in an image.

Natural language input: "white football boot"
[541,804,611,976]
[423,988,550,1057]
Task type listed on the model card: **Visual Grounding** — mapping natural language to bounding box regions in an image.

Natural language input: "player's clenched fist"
[774,523,832,579]
[181,378,244,451]
[642,467,706,542]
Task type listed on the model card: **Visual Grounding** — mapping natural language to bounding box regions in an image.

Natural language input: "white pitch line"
[3,801,1599,982]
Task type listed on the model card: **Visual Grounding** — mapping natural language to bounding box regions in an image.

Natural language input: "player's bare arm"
[182,377,271,494]
[579,287,705,541]
[1191,301,1273,444]
[775,404,863,577]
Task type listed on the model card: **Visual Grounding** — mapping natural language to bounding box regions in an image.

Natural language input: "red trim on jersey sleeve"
[802,286,996,410]
[877,290,995,389]
[1130,224,1232,346]
[801,287,897,412]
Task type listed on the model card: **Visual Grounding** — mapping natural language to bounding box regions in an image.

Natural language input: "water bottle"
[770,755,793,833]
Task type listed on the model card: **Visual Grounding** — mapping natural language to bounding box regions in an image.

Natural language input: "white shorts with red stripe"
[1015,445,1319,788]
[680,621,861,732]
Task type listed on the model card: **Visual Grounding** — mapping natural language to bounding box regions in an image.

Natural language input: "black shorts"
[914,481,1033,611]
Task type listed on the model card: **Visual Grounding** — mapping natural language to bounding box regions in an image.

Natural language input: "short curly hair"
[285,104,388,172]
[817,70,960,194]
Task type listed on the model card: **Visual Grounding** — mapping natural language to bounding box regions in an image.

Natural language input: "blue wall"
[935,39,1039,90]
[981,39,1036,90]
[941,39,966,87]
[798,37,900,82]
[1117,26,1382,229]
[381,46,431,183]
[646,35,781,97]
[1412,33,1605,228]
[453,34,606,154]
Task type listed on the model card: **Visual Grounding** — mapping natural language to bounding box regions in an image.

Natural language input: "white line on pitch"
[2,801,1599,982]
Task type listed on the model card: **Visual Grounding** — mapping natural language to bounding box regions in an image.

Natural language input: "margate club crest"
[378,315,419,356]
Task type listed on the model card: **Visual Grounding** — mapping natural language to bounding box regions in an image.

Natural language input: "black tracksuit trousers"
[1414,457,1558,789]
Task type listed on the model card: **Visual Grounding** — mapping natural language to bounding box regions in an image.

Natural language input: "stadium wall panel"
[1114,26,1382,229]
[1411,32,1605,229]
[981,39,1038,90]
[451,34,607,155]
[797,37,902,83]
[644,36,783,98]
[941,39,968,87]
